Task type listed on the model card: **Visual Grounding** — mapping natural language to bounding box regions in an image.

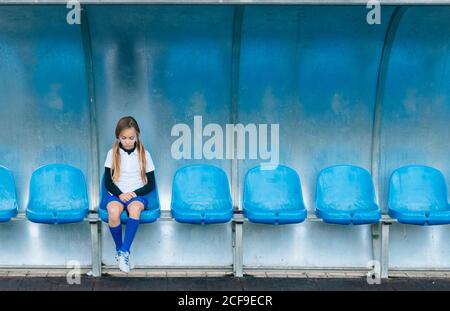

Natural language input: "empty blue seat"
[98,174,160,224]
[26,164,89,224]
[388,165,450,225]
[171,164,233,224]
[316,165,380,225]
[0,166,18,222]
[243,165,306,225]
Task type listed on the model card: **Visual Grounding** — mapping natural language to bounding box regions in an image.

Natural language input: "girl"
[104,116,155,273]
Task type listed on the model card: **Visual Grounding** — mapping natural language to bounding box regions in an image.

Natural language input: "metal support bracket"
[232,212,245,277]
[88,212,102,277]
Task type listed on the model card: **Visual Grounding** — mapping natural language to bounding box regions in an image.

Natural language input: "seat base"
[171,207,233,224]
[0,208,18,223]
[389,209,450,225]
[244,208,307,225]
[317,208,380,225]
[26,208,88,224]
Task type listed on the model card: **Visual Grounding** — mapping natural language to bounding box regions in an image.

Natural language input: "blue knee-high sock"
[121,218,140,253]
[109,224,122,252]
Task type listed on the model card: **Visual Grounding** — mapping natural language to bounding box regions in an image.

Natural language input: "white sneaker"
[118,251,131,273]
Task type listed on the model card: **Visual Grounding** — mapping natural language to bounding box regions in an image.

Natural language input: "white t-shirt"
[104,148,155,193]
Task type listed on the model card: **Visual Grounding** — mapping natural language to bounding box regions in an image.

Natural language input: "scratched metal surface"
[0,6,92,266]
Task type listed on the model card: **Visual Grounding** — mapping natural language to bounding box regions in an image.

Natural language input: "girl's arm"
[133,171,156,196]
[104,167,123,197]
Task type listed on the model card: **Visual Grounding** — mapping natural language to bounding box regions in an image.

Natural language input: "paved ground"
[1,276,450,291]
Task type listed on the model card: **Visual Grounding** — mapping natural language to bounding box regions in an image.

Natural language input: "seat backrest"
[243,165,304,210]
[28,164,88,210]
[171,164,232,207]
[316,165,377,209]
[389,165,449,211]
[0,165,17,208]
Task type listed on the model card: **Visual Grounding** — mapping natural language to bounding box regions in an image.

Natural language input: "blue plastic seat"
[98,174,160,224]
[171,164,233,224]
[316,165,380,225]
[26,164,89,224]
[243,165,306,225]
[388,165,450,225]
[0,166,18,222]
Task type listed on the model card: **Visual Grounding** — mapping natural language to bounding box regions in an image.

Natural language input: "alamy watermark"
[66,260,81,285]
[66,0,81,25]
[171,116,279,167]
[367,0,381,25]
[366,260,381,285]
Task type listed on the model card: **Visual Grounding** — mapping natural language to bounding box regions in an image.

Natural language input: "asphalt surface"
[1,276,450,291]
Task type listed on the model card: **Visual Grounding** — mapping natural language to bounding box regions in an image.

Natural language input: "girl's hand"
[119,192,137,202]
[119,193,133,202]
[119,193,129,202]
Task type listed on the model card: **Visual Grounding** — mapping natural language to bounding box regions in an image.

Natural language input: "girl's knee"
[128,202,143,218]
[107,202,123,219]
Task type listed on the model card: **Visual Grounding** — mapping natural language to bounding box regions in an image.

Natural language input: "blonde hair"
[111,116,147,184]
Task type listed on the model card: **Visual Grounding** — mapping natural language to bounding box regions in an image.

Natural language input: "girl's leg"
[107,201,125,251]
[121,201,144,253]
